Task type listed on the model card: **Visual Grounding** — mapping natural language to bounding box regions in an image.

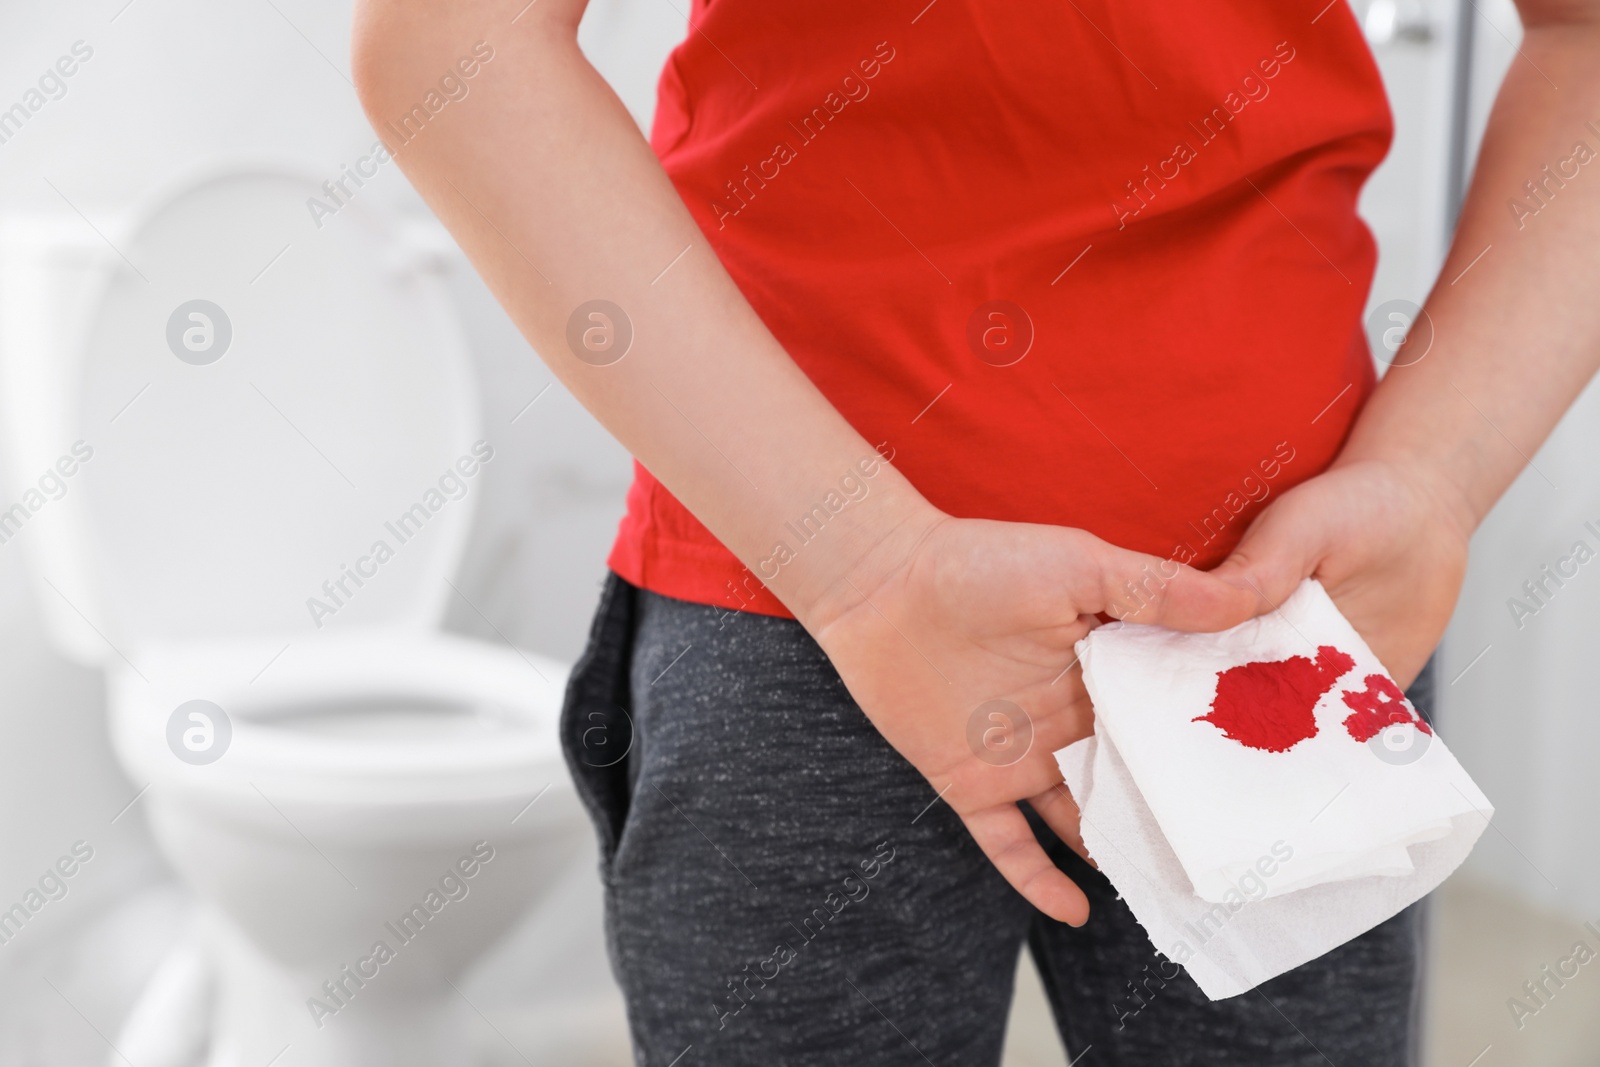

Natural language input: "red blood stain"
[1340,674,1431,741]
[1194,646,1355,752]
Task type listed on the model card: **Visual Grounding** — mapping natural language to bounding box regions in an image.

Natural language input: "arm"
[351,0,1258,923]
[1216,0,1600,683]
[350,0,925,628]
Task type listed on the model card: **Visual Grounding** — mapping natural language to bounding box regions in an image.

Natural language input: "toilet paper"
[1056,578,1493,1000]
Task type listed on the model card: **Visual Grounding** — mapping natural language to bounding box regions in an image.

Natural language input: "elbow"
[349,0,419,122]
[349,1,486,117]
[351,0,580,118]
[1514,0,1600,30]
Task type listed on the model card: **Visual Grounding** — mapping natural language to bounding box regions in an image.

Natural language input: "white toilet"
[0,168,591,1067]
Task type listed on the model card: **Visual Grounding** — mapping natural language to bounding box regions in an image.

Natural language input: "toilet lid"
[13,171,483,656]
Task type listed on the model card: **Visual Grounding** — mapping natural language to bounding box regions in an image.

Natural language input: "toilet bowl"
[113,633,586,1067]
[0,168,589,1066]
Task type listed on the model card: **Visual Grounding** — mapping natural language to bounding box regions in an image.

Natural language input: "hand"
[1209,458,1475,688]
[806,513,1260,925]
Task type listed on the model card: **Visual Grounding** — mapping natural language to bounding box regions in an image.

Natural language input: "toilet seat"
[0,170,579,830]
[109,632,572,813]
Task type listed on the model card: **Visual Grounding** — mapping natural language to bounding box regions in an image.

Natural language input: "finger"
[1208,507,1321,613]
[962,803,1090,926]
[1092,543,1258,633]
[1028,781,1097,869]
[1031,703,1093,755]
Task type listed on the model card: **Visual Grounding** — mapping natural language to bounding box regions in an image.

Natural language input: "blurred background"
[0,0,1594,1064]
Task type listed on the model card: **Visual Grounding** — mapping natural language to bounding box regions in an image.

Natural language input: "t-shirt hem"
[606,533,795,620]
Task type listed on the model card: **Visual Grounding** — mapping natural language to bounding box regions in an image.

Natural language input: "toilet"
[0,168,590,1067]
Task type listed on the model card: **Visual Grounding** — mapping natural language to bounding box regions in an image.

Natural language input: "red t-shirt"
[607,1,1392,618]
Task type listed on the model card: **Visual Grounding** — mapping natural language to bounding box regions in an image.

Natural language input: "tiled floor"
[1000,952,1072,1067]
[1422,878,1600,1067]
[999,875,1600,1067]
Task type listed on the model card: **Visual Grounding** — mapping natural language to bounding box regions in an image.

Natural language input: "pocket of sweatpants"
[559,572,639,875]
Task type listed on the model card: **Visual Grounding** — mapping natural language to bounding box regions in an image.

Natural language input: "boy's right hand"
[807,512,1259,925]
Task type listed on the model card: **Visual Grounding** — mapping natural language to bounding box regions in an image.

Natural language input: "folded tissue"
[1055,578,1493,1000]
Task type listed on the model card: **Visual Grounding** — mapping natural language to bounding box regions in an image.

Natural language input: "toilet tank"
[0,168,484,663]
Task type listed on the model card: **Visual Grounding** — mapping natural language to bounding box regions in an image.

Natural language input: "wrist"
[1331,444,1481,545]
[785,483,946,637]
[1334,366,1496,542]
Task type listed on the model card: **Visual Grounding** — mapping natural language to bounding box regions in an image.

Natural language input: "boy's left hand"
[1209,458,1474,688]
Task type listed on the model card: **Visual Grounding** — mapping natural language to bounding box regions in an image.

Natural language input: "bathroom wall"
[1433,0,1600,924]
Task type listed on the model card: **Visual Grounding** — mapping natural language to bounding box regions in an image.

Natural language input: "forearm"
[1340,14,1600,531]
[351,0,936,626]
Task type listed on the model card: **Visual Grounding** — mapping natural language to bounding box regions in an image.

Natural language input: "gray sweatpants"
[561,573,1428,1066]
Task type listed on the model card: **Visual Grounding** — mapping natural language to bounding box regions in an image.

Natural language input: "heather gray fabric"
[561,573,1429,1066]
